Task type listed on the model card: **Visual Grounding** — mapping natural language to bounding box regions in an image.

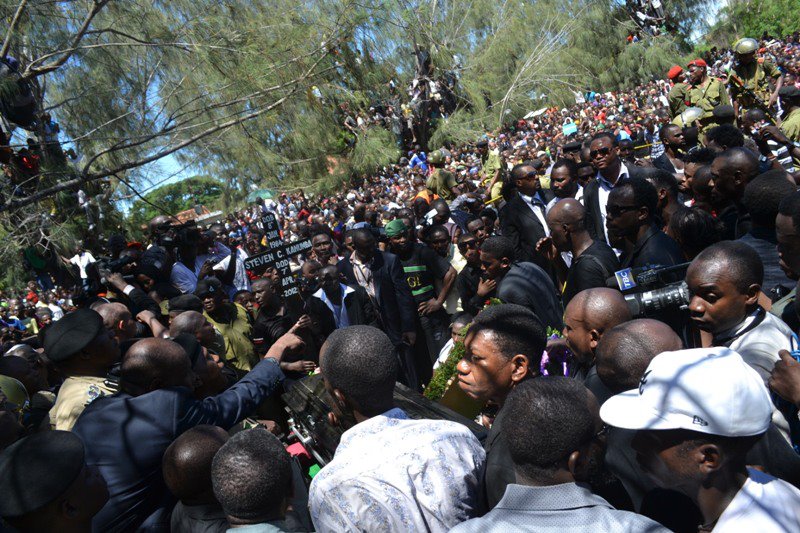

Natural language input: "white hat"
[600,347,772,437]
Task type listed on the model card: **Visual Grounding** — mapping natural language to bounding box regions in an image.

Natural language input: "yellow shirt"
[205,303,256,372]
[50,375,115,431]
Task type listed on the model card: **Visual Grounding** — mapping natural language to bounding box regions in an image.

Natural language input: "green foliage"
[127,175,224,230]
[424,323,468,402]
[706,0,800,48]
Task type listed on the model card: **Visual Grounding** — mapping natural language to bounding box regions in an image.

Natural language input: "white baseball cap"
[600,347,772,437]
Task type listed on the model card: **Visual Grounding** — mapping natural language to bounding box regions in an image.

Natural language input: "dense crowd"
[3,33,800,533]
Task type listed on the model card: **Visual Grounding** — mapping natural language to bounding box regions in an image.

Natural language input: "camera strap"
[715,307,767,347]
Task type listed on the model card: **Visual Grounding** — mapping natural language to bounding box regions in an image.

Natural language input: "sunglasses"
[607,205,639,218]
[458,240,480,252]
[590,147,612,159]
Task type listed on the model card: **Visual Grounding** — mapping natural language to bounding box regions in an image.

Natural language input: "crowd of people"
[3,32,800,532]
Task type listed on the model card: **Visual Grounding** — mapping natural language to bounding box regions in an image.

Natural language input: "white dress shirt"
[595,162,630,245]
[519,192,550,237]
[311,284,355,329]
[546,185,584,212]
[309,407,485,533]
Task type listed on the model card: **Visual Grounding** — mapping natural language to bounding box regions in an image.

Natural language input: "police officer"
[780,85,800,144]
[687,58,730,132]
[426,149,460,200]
[0,431,109,532]
[45,308,120,431]
[728,37,784,121]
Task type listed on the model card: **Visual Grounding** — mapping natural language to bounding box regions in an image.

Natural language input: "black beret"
[0,431,85,517]
[563,141,582,152]
[43,308,104,363]
[476,140,489,148]
[779,85,800,99]
[193,277,222,298]
[168,294,203,313]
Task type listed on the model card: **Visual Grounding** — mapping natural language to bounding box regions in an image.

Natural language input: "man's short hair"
[658,123,681,142]
[510,162,534,181]
[693,241,764,291]
[211,428,292,521]
[705,124,745,149]
[590,131,618,147]
[469,303,546,366]
[667,207,724,260]
[743,170,797,227]
[778,190,800,233]
[683,147,717,165]
[480,236,516,262]
[503,378,594,479]
[642,168,679,198]
[551,158,577,178]
[163,425,228,502]
[320,326,397,416]
[615,176,658,217]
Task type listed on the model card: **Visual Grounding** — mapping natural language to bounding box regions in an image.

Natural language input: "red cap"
[667,65,683,80]
[687,59,707,68]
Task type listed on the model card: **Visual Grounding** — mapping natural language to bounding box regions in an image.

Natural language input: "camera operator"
[606,176,683,270]
[685,241,794,442]
[142,215,206,295]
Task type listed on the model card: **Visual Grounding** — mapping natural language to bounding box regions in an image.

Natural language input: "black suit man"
[307,264,378,337]
[582,132,631,244]
[338,228,419,388]
[499,161,555,270]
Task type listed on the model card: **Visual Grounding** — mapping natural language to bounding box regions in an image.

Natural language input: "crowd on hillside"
[3,32,800,533]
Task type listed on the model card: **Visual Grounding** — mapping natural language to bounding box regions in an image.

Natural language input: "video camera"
[606,263,691,318]
[154,220,199,249]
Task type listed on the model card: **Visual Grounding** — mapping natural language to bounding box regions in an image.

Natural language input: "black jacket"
[499,191,554,270]
[582,179,605,242]
[620,224,684,270]
[338,251,416,346]
[456,265,485,316]
[496,262,563,331]
[306,284,378,338]
[482,407,515,510]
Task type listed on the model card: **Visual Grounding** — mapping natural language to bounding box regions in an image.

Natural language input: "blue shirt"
[452,483,669,533]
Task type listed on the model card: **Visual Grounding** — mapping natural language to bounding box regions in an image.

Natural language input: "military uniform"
[668,82,689,118]
[782,107,800,143]
[426,168,458,201]
[729,59,781,113]
[205,302,256,373]
[689,78,730,131]
[482,150,503,199]
[49,375,116,431]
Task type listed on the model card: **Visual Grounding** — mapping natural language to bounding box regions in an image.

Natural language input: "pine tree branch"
[0,0,29,60]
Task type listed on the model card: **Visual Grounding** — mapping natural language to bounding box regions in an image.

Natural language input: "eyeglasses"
[607,205,639,218]
[519,171,540,180]
[457,240,479,252]
[589,147,612,159]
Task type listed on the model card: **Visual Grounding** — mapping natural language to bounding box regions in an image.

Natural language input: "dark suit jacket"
[482,407,515,510]
[582,179,605,241]
[620,224,684,270]
[338,251,416,346]
[499,191,554,270]
[496,262,563,331]
[306,284,378,338]
[72,358,284,533]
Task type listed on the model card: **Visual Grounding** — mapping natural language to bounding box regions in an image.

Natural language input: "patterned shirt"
[309,408,485,532]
